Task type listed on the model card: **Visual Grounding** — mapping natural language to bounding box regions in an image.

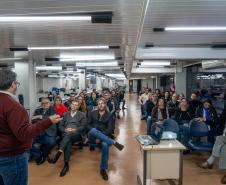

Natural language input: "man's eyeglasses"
[15,81,20,87]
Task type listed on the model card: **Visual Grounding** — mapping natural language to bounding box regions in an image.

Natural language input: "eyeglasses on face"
[15,81,20,87]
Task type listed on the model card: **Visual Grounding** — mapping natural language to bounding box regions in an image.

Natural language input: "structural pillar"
[15,60,37,117]
[175,68,187,97]
[79,69,86,91]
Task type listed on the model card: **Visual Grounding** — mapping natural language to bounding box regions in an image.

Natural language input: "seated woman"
[77,95,87,113]
[145,93,158,135]
[199,108,226,184]
[164,91,171,104]
[53,96,68,116]
[195,99,219,143]
[174,98,192,147]
[167,93,179,118]
[87,92,98,107]
[151,98,169,125]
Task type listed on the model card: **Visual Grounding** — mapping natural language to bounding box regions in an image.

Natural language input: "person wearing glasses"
[0,70,62,185]
[31,97,57,165]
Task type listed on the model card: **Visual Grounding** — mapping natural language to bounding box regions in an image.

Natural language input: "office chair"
[188,120,213,152]
[162,119,179,135]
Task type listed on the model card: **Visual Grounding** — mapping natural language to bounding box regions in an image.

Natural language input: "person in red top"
[53,96,68,116]
[0,69,62,185]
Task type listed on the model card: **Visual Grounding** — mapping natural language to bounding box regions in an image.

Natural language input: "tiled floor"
[29,93,224,185]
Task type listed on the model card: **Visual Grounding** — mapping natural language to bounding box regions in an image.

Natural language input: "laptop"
[136,123,163,146]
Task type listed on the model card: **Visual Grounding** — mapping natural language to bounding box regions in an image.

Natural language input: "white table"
[137,140,186,185]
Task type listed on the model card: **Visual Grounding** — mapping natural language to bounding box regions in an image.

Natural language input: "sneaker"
[199,161,213,169]
[100,169,108,181]
[47,151,62,164]
[59,163,69,177]
[114,142,124,151]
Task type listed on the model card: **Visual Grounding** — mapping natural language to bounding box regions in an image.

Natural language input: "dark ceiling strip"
[9,47,28,51]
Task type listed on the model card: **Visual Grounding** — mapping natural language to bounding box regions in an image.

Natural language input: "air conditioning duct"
[201,60,226,69]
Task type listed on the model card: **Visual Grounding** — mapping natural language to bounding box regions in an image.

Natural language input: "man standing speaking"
[0,69,62,185]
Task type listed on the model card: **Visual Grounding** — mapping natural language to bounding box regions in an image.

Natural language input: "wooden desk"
[137,140,186,185]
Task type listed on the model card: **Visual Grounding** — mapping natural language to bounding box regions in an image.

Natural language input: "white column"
[133,80,137,93]
[79,69,86,91]
[156,76,160,89]
[175,68,187,97]
[15,60,37,117]
[28,60,37,116]
[96,76,102,91]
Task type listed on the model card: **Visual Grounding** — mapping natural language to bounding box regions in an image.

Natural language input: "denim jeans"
[88,128,114,170]
[31,133,56,159]
[178,123,190,147]
[146,117,152,135]
[0,152,29,185]
[141,104,146,117]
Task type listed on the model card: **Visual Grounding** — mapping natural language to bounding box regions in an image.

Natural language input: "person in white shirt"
[138,88,150,120]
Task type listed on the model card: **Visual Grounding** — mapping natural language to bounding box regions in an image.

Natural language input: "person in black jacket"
[188,92,202,118]
[167,93,179,118]
[31,97,57,165]
[146,93,158,135]
[48,100,86,177]
[174,98,192,147]
[87,98,124,181]
[195,99,219,143]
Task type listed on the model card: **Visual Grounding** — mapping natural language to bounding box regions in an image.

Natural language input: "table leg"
[143,150,147,185]
[179,150,183,185]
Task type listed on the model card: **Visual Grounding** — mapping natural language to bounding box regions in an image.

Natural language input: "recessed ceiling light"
[0,16,91,22]
[153,27,226,32]
[28,45,109,50]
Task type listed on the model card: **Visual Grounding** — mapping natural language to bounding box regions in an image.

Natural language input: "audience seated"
[151,98,169,125]
[164,91,171,103]
[31,98,57,165]
[64,93,76,110]
[155,89,162,99]
[86,92,98,107]
[178,93,185,103]
[48,100,86,177]
[87,98,124,181]
[195,99,219,143]
[77,95,87,113]
[174,98,192,147]
[146,93,158,135]
[189,92,202,118]
[53,96,68,116]
[167,93,179,117]
[139,88,150,120]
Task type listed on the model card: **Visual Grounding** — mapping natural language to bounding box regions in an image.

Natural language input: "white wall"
[36,77,78,92]
[133,80,138,92]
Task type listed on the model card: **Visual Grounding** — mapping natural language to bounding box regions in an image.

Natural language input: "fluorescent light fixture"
[141,61,170,66]
[165,27,226,31]
[48,74,65,78]
[105,74,125,78]
[60,54,115,61]
[0,16,91,22]
[76,61,118,67]
[116,77,126,80]
[0,57,22,61]
[28,45,109,50]
[36,66,62,71]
